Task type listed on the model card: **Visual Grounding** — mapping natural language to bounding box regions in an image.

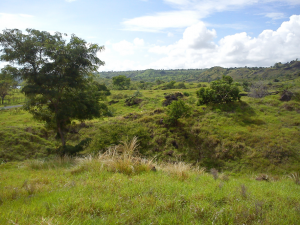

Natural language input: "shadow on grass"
[209,101,265,126]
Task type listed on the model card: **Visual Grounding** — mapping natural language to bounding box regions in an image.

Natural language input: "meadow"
[1,76,300,224]
[1,148,300,224]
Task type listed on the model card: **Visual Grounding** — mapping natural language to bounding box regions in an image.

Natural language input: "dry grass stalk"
[288,172,300,185]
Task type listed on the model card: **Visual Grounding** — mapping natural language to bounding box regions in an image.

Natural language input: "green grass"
[1,87,300,172]
[1,84,300,224]
[1,156,300,224]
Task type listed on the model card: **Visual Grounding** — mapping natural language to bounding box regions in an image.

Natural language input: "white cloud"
[123,0,300,32]
[148,15,300,69]
[112,38,145,56]
[167,32,174,37]
[0,13,37,31]
[65,0,77,2]
[112,40,135,55]
[122,11,201,32]
[265,12,285,20]
[133,38,144,46]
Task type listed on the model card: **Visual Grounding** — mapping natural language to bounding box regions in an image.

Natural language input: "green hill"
[98,60,300,83]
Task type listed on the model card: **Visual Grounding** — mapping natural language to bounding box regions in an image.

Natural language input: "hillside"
[98,60,300,83]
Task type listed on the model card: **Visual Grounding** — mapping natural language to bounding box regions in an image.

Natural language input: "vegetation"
[197,75,240,105]
[112,75,131,90]
[1,28,300,224]
[0,29,106,154]
[98,60,300,83]
[0,66,17,105]
[166,99,190,125]
[1,150,300,224]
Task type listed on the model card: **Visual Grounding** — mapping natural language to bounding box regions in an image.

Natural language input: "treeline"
[98,60,300,83]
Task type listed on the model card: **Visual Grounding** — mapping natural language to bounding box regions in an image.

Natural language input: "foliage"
[166,99,191,125]
[197,76,241,105]
[0,66,17,104]
[162,80,176,89]
[242,81,251,92]
[89,121,151,154]
[176,82,187,89]
[248,81,269,98]
[112,75,131,90]
[94,81,111,96]
[98,59,300,83]
[0,28,105,150]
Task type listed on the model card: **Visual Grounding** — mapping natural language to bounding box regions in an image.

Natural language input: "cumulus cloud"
[148,15,300,69]
[111,38,145,56]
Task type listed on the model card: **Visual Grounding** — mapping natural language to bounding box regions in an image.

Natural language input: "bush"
[183,92,190,97]
[196,76,240,105]
[176,82,187,89]
[248,82,269,98]
[166,99,191,125]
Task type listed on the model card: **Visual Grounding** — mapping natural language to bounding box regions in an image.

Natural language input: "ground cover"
[0,154,300,224]
[1,84,300,172]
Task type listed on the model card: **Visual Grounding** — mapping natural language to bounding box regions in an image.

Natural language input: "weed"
[22,180,36,195]
[219,173,229,181]
[240,184,247,199]
[210,168,218,180]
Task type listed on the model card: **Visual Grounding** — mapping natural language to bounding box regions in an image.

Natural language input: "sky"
[0,0,300,71]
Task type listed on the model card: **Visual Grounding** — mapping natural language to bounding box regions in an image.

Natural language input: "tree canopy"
[197,75,240,105]
[0,28,105,151]
[112,75,131,90]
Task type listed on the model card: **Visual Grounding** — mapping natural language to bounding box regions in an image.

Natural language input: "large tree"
[0,28,105,149]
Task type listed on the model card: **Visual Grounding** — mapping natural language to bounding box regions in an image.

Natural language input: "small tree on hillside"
[248,81,269,98]
[197,75,240,105]
[166,99,190,125]
[112,75,131,90]
[0,28,105,153]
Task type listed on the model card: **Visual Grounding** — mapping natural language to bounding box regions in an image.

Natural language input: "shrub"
[248,81,269,98]
[196,76,240,105]
[183,92,190,97]
[166,99,191,125]
[176,82,187,89]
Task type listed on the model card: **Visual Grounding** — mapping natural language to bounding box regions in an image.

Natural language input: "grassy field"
[1,83,300,171]
[1,79,300,224]
[1,152,300,224]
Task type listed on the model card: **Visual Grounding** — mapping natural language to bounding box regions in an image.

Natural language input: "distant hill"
[98,68,207,82]
[98,60,300,83]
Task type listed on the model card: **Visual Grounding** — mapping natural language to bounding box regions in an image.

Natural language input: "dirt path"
[1,105,23,109]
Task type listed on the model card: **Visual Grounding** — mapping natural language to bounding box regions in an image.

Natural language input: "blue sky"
[0,0,300,71]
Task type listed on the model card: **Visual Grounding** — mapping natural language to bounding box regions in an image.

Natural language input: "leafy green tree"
[112,75,130,90]
[197,75,240,105]
[166,99,190,125]
[176,82,186,89]
[242,81,250,92]
[0,28,105,150]
[0,66,17,105]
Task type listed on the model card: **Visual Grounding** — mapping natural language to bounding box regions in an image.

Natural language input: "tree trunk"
[57,124,66,147]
